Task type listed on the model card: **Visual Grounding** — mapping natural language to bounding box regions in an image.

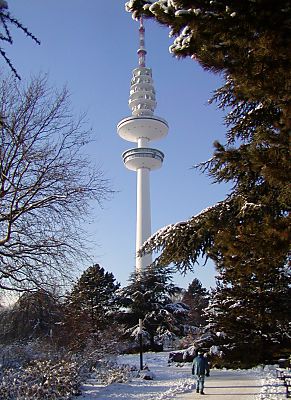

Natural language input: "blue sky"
[4,1,229,290]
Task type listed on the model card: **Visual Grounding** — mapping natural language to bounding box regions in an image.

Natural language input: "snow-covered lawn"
[77,352,287,400]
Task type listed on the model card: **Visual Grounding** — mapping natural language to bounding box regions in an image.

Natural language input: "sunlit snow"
[77,352,287,400]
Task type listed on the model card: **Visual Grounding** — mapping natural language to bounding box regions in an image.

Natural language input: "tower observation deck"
[117,17,168,273]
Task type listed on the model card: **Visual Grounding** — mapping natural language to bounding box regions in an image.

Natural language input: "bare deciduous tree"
[0,74,111,292]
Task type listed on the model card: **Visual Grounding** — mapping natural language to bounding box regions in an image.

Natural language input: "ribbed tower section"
[117,18,168,273]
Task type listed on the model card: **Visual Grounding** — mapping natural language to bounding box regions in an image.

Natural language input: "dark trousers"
[196,375,205,392]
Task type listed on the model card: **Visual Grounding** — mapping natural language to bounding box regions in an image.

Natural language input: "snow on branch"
[139,199,234,272]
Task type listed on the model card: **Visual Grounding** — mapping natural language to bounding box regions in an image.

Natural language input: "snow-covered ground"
[77,352,287,400]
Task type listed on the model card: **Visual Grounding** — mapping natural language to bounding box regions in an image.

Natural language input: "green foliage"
[141,200,233,271]
[61,264,120,349]
[128,0,290,279]
[126,0,290,364]
[126,1,290,111]
[121,265,179,319]
[68,264,120,327]
[120,266,184,348]
[204,263,291,367]
[182,278,209,326]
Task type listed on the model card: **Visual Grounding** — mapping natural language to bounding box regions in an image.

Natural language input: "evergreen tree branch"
[0,5,40,79]
[0,47,20,80]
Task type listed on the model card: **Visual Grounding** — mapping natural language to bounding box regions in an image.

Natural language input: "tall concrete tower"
[117,18,168,273]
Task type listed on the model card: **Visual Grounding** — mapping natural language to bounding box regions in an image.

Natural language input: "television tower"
[117,17,168,273]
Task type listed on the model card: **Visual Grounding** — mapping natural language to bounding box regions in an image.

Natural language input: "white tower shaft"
[136,167,152,272]
[117,18,168,274]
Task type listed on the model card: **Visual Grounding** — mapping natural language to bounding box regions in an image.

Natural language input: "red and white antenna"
[137,16,147,67]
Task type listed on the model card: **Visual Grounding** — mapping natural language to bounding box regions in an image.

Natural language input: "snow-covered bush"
[155,329,178,350]
[0,341,57,369]
[0,359,81,399]
[168,345,197,363]
[89,360,138,385]
[180,328,200,342]
[120,325,152,353]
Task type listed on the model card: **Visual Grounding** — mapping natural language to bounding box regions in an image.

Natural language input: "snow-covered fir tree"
[61,264,120,349]
[125,2,290,367]
[119,265,189,350]
[126,0,290,312]
[202,263,291,368]
[182,278,209,327]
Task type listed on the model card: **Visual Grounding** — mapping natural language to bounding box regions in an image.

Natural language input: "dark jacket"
[192,355,210,376]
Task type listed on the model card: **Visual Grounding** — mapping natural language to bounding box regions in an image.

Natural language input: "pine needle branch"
[0,14,12,43]
[4,12,41,45]
[0,9,40,79]
[0,47,20,80]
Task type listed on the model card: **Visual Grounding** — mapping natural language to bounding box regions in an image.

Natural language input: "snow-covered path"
[176,369,262,399]
[77,352,287,400]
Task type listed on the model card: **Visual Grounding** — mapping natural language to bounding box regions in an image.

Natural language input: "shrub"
[0,359,81,399]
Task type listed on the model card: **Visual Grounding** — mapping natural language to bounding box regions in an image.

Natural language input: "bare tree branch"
[0,73,112,292]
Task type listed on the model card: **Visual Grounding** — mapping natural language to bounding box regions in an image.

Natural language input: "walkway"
[78,353,288,399]
[175,369,262,399]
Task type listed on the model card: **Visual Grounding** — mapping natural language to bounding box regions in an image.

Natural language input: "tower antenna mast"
[117,18,168,273]
[138,15,146,67]
[117,16,169,371]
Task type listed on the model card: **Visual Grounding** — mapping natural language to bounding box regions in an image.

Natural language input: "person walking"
[192,350,210,395]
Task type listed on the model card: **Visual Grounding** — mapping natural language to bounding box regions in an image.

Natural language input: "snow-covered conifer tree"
[203,263,291,367]
[126,0,290,295]
[120,266,189,350]
[62,264,120,349]
[182,278,209,327]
